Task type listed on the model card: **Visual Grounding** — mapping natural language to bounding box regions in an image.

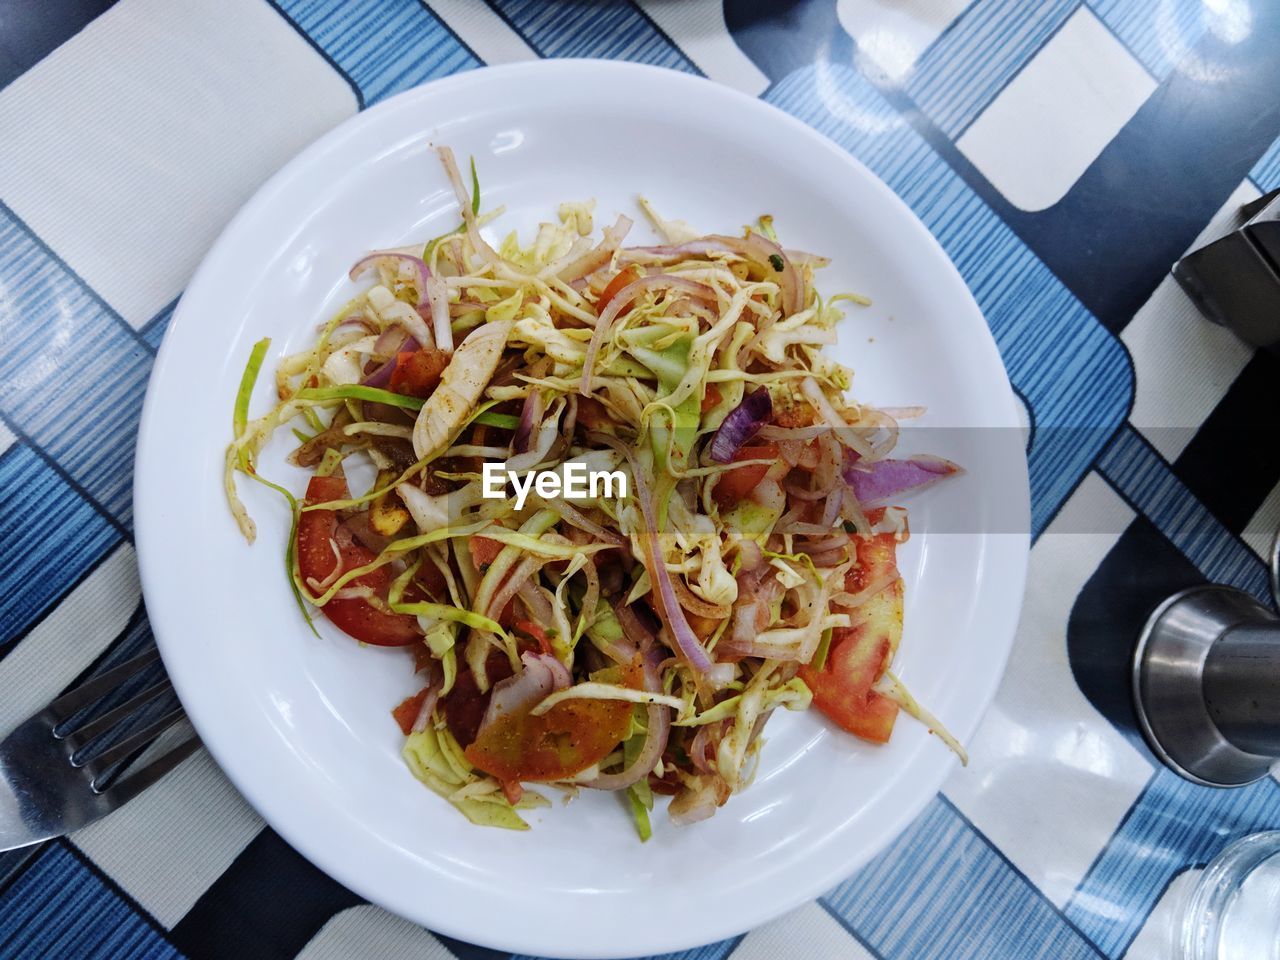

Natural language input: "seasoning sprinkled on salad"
[225,145,965,836]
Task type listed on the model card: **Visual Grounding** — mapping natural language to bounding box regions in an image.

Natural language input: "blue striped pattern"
[516,939,738,960]
[1097,427,1270,601]
[767,64,1132,534]
[1065,770,1280,957]
[486,0,698,71]
[0,206,152,527]
[1088,0,1206,79]
[0,844,180,959]
[0,846,44,896]
[1249,130,1280,191]
[0,445,120,645]
[824,797,1102,959]
[140,299,178,352]
[906,0,1078,137]
[271,0,479,106]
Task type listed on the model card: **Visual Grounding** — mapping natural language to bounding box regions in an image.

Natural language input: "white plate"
[135,61,1029,958]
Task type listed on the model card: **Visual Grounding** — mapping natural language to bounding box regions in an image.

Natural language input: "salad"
[225,146,964,837]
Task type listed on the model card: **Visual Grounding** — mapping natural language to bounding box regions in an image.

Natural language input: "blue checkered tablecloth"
[3,1,1279,957]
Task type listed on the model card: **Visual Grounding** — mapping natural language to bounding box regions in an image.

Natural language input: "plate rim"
[135,58,1030,958]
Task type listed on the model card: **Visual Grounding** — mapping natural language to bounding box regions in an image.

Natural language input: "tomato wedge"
[468,535,503,571]
[441,654,514,748]
[389,346,449,398]
[845,532,899,595]
[514,619,553,655]
[799,579,903,743]
[463,662,640,782]
[712,442,780,510]
[297,474,420,646]
[597,265,640,315]
[392,687,433,736]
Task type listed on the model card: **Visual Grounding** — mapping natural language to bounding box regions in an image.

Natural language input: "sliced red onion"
[484,556,541,623]
[515,580,556,633]
[591,433,717,680]
[506,397,564,472]
[708,387,772,462]
[820,486,843,527]
[719,571,784,659]
[806,548,849,568]
[736,232,803,317]
[513,388,545,454]
[644,530,713,670]
[613,600,654,644]
[728,601,759,652]
[332,315,377,338]
[552,214,633,283]
[671,575,730,620]
[411,662,443,734]
[536,651,572,689]
[784,479,829,502]
[553,498,628,547]
[350,252,431,304]
[583,650,671,791]
[361,335,419,389]
[795,532,851,555]
[843,455,961,505]
[620,234,802,317]
[477,651,568,737]
[374,325,411,357]
[689,721,724,775]
[668,773,726,825]
[580,275,716,396]
[619,238,740,264]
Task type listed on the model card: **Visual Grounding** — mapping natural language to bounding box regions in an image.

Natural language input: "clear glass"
[1182,831,1280,960]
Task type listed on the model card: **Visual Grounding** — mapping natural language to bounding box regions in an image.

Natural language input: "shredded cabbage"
[224,144,965,839]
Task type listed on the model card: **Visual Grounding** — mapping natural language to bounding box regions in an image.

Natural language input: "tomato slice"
[389,347,449,398]
[463,662,639,782]
[514,620,553,655]
[597,265,641,315]
[297,474,420,646]
[468,535,503,571]
[412,645,435,673]
[844,533,899,596]
[409,559,447,605]
[575,396,612,432]
[392,686,433,736]
[799,579,902,743]
[712,442,780,510]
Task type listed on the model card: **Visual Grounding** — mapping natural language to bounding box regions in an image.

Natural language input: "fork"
[0,648,199,852]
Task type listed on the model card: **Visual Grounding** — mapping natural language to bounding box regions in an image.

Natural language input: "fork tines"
[51,649,197,794]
